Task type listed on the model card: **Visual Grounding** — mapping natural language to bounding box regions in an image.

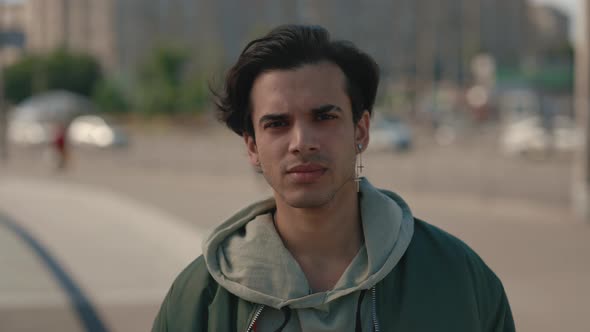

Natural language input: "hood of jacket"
[202,178,414,310]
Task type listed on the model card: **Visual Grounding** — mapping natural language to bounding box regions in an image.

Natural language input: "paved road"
[1,124,589,331]
[0,177,204,332]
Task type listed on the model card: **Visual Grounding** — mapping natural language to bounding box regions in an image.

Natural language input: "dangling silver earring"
[355,143,364,192]
[254,160,263,174]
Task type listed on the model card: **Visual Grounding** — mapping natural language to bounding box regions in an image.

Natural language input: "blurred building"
[24,0,216,74]
[24,0,116,69]
[20,0,297,76]
[528,4,570,56]
[295,0,530,85]
[0,0,25,66]
[13,0,565,86]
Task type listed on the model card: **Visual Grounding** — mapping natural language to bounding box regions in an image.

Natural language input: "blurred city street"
[0,123,589,331]
[0,0,587,331]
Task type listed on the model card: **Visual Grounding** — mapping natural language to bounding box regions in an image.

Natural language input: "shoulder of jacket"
[169,255,219,302]
[410,219,504,295]
[410,219,512,328]
[376,218,513,330]
[411,218,505,290]
[412,218,478,259]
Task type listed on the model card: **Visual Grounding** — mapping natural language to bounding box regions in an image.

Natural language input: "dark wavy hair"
[214,24,380,137]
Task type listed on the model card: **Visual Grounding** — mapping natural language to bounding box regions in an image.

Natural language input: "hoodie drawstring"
[272,307,292,332]
[355,290,367,332]
[249,287,379,332]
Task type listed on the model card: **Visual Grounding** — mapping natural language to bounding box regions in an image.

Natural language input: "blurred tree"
[135,46,210,115]
[44,49,102,97]
[178,77,209,113]
[2,54,40,103]
[93,78,130,113]
[2,49,102,104]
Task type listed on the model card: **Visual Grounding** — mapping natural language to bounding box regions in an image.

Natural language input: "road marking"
[0,176,205,305]
[0,212,111,332]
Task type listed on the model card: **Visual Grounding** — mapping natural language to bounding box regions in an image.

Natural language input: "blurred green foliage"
[3,48,102,104]
[135,46,210,115]
[92,78,130,114]
[3,45,214,116]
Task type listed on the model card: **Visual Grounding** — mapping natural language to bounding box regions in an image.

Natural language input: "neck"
[273,183,364,291]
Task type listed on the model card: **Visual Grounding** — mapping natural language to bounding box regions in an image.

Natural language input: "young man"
[152,25,515,331]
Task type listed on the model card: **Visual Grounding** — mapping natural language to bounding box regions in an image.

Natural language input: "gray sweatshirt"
[202,178,414,331]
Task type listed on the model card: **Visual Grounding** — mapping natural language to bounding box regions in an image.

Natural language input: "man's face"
[245,61,370,209]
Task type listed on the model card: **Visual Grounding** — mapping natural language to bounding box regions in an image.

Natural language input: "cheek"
[257,140,285,167]
[325,133,356,164]
[322,127,352,149]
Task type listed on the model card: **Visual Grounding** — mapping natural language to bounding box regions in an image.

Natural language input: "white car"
[501,116,583,156]
[8,90,95,146]
[68,115,128,148]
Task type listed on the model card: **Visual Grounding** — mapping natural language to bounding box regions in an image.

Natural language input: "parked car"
[501,115,582,157]
[8,90,128,148]
[68,115,128,148]
[8,90,95,146]
[369,116,412,152]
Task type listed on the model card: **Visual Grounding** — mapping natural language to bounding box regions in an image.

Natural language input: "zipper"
[245,304,265,332]
[371,286,381,332]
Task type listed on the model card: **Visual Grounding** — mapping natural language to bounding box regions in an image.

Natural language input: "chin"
[281,190,335,209]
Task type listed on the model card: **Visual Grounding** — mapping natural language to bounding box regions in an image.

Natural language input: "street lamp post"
[0,3,7,164]
[0,67,6,164]
[573,0,590,223]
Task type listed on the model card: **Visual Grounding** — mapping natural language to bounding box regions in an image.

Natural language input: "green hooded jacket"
[153,179,515,331]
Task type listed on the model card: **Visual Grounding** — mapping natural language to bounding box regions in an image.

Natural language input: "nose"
[288,122,319,154]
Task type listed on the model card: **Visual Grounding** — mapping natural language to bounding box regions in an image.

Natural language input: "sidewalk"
[0,176,205,332]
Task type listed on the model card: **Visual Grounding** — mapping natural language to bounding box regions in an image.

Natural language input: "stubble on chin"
[282,190,335,209]
[273,175,358,210]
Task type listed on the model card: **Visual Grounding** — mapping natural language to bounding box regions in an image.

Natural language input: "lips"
[286,164,327,183]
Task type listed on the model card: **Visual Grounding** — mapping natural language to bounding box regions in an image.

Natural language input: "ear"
[355,110,370,153]
[244,133,260,168]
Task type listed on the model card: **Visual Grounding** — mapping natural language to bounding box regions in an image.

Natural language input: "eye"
[317,113,337,121]
[264,120,288,129]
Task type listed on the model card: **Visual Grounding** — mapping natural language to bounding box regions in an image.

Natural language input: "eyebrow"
[257,104,342,126]
[312,104,342,114]
[259,113,288,126]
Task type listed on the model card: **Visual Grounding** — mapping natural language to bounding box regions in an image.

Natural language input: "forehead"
[250,62,350,117]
